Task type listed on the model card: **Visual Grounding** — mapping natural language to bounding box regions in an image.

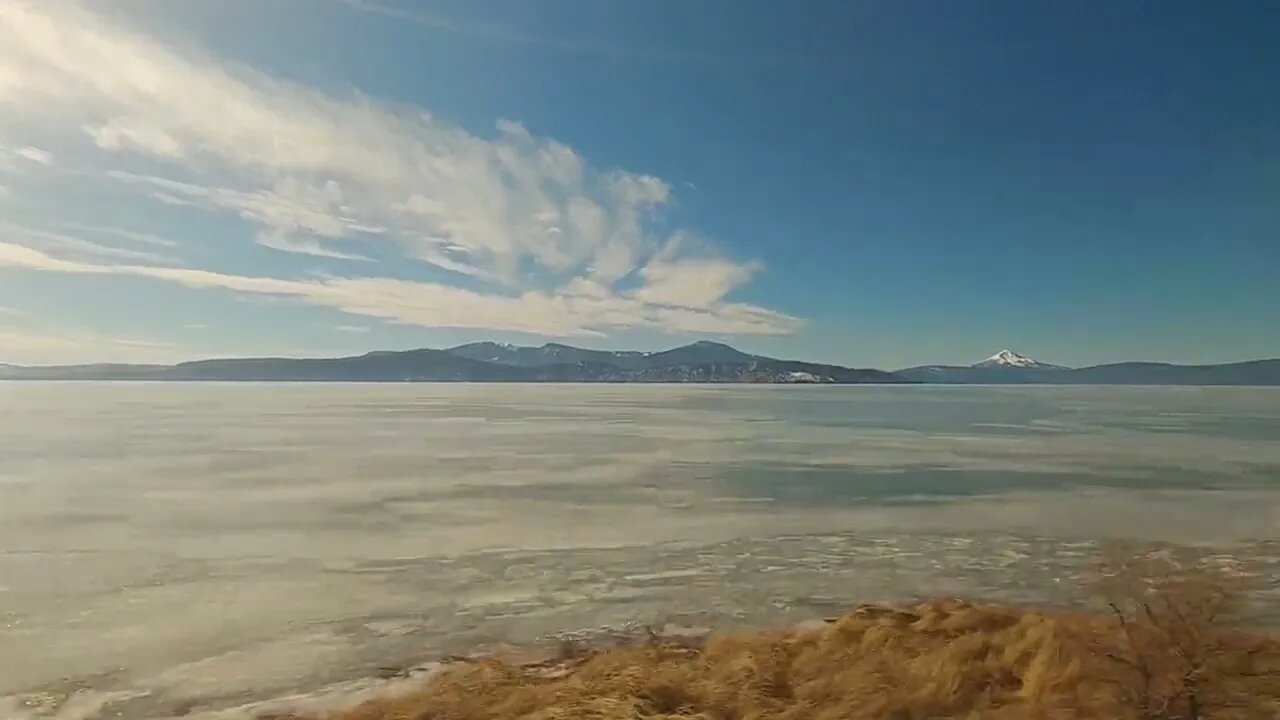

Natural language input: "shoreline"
[6,541,1280,720]
[328,597,1280,720]
[11,593,1279,720]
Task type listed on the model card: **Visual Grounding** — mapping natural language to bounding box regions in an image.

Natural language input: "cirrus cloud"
[0,240,800,337]
[0,324,186,364]
[0,0,801,340]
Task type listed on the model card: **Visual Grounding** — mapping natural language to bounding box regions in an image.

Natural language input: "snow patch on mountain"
[786,371,821,383]
[974,349,1046,368]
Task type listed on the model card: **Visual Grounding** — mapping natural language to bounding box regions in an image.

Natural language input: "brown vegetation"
[324,549,1279,720]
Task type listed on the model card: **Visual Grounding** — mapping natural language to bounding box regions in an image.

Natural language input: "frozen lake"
[1,383,1278,718]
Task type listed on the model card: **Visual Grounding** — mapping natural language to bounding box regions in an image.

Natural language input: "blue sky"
[0,0,1276,368]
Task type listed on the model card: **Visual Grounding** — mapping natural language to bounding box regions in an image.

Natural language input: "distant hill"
[0,341,905,384]
[1061,358,1280,385]
[897,349,1280,385]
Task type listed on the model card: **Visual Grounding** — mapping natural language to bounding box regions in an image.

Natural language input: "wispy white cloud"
[85,117,183,157]
[0,221,175,264]
[0,239,92,272]
[0,326,185,365]
[105,171,379,260]
[331,0,571,51]
[255,232,372,262]
[0,241,801,336]
[0,1,800,338]
[330,0,807,65]
[334,324,371,334]
[13,145,53,165]
[53,220,177,249]
[632,235,763,310]
[0,144,53,173]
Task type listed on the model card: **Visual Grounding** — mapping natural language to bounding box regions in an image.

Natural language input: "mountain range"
[1,344,1278,385]
[0,341,900,384]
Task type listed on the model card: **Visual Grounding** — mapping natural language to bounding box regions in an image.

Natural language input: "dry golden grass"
[324,551,1279,720]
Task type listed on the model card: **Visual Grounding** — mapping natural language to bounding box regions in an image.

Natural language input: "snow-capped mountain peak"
[974,349,1043,368]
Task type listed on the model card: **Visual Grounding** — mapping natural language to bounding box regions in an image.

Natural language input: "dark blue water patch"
[419,462,1279,511]
[670,389,1068,435]
[433,478,680,506]
[709,463,1272,506]
[1080,413,1280,441]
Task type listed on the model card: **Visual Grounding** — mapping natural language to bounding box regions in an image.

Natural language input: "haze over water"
[2,384,1278,718]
